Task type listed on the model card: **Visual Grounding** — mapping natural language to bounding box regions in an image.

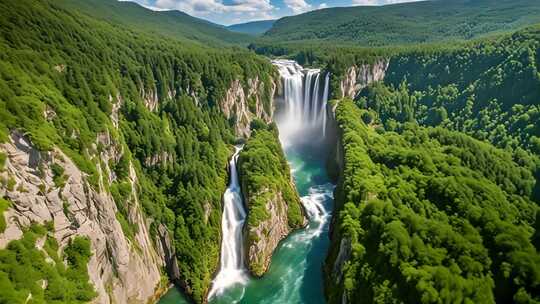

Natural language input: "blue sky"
[127,0,423,25]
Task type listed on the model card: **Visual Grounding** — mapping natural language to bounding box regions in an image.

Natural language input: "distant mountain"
[262,0,540,46]
[227,20,276,36]
[58,0,252,46]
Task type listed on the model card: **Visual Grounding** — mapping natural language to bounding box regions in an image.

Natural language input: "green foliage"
[59,0,252,46]
[0,1,276,302]
[353,24,540,155]
[239,125,304,230]
[0,152,6,170]
[0,198,11,233]
[261,0,540,46]
[6,177,16,192]
[327,100,540,304]
[0,225,96,303]
[51,163,67,188]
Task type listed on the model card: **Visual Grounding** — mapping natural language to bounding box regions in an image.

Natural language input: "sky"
[126,0,423,25]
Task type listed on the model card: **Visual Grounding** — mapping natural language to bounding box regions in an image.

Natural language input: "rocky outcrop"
[156,223,181,282]
[331,237,351,284]
[110,94,123,129]
[220,77,276,137]
[340,60,389,99]
[242,188,300,276]
[141,87,159,112]
[0,131,171,304]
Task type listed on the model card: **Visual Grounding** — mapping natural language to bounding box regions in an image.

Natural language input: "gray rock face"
[243,189,291,277]
[0,132,172,304]
[220,77,276,137]
[340,60,389,99]
[332,237,351,284]
[156,223,181,282]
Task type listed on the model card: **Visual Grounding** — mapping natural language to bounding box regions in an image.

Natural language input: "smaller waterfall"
[272,60,330,147]
[208,146,247,299]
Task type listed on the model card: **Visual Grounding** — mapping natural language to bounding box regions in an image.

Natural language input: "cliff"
[220,76,277,137]
[237,126,306,276]
[339,60,389,100]
[0,131,177,303]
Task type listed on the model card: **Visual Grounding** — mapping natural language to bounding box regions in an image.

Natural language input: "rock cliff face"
[241,186,303,276]
[339,60,389,99]
[0,131,175,304]
[220,77,276,137]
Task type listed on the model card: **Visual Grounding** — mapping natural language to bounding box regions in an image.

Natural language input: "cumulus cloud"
[152,0,275,21]
[351,0,423,5]
[283,0,312,14]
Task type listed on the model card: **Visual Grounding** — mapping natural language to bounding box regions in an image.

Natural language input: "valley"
[0,0,539,304]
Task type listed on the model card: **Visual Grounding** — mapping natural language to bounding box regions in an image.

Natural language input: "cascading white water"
[272,60,330,147]
[208,146,247,299]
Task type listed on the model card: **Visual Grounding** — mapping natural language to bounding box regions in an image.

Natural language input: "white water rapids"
[208,146,247,299]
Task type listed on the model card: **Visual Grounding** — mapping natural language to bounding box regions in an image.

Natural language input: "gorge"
[159,59,336,304]
[1,1,539,304]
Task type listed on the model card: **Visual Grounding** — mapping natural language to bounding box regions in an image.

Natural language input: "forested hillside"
[262,0,540,46]
[356,24,540,159]
[58,0,251,46]
[324,22,540,304]
[0,0,275,303]
[326,99,539,304]
[227,20,276,36]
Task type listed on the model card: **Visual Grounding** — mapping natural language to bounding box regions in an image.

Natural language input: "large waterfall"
[272,60,330,148]
[208,146,247,299]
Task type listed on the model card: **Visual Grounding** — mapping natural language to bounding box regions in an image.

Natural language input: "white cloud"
[351,0,423,5]
[153,0,275,21]
[319,3,328,9]
[283,0,311,14]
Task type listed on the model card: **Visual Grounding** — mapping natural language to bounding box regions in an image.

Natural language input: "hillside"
[262,0,540,46]
[58,0,252,46]
[327,99,539,303]
[228,20,276,36]
[0,0,275,303]
[324,23,540,304]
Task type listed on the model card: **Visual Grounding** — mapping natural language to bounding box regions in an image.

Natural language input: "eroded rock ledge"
[0,132,178,303]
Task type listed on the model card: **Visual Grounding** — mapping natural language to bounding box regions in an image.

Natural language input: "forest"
[0,0,275,302]
[1,0,540,303]
[326,99,539,304]
[261,0,540,46]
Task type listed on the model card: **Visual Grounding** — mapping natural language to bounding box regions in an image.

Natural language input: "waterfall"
[272,60,330,147]
[208,146,247,299]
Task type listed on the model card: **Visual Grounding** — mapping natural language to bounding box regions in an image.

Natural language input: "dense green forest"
[2,0,540,303]
[0,223,95,303]
[355,24,540,157]
[239,122,304,233]
[326,99,540,304]
[58,0,251,46]
[0,0,275,302]
[261,0,540,47]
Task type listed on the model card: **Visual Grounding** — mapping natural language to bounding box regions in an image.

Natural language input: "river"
[159,60,334,304]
